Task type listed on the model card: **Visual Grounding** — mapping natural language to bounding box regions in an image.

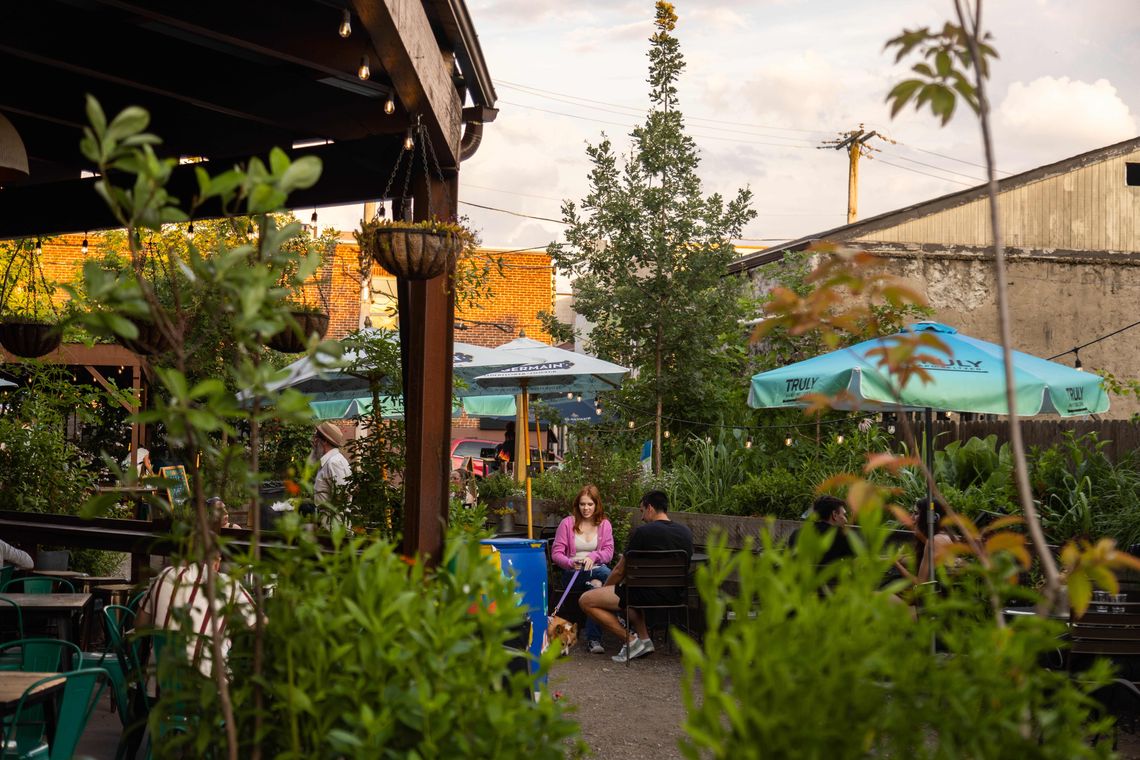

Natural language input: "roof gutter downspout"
[460,120,483,161]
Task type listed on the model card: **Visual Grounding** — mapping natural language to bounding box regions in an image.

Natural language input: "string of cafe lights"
[1047,319,1140,369]
[555,394,881,448]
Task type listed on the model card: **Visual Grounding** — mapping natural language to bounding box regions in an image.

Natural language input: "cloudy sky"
[320,0,1139,254]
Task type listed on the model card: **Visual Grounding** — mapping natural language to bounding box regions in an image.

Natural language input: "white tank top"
[574,532,597,563]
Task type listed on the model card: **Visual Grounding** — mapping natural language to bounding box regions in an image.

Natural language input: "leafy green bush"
[726,470,808,519]
[477,472,525,503]
[156,522,581,757]
[681,522,1114,759]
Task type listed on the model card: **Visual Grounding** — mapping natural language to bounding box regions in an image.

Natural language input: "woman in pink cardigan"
[551,484,615,653]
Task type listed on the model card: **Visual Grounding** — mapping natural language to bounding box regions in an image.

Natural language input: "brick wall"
[28,234,555,352]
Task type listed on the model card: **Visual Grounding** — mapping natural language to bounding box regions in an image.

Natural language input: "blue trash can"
[480,538,549,686]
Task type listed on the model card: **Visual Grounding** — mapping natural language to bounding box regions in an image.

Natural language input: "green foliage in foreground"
[679,516,1115,759]
[154,522,582,758]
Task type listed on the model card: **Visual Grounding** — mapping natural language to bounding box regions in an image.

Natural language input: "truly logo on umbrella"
[454,352,473,363]
[784,377,818,393]
[918,359,985,372]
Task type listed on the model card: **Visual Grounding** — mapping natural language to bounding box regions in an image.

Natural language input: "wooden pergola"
[0,0,498,561]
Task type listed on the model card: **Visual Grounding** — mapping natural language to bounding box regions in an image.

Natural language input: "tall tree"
[550,1,756,472]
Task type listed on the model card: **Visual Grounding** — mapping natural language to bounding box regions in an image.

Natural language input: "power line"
[463,183,564,203]
[498,79,834,136]
[459,200,567,225]
[872,159,976,187]
[889,138,1013,176]
[877,149,986,183]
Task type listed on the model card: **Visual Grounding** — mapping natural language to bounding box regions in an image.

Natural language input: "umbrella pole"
[523,388,534,539]
[924,407,935,585]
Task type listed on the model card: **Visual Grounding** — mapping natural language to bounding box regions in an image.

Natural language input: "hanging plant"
[357,218,465,280]
[0,239,62,358]
[266,308,330,353]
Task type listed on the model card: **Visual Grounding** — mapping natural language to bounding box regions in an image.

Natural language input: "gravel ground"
[549,630,694,760]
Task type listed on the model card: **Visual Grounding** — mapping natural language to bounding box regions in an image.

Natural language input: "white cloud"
[994,77,1137,164]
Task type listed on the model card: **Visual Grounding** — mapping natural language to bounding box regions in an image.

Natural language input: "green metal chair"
[1,668,109,760]
[103,605,149,760]
[0,577,76,594]
[0,597,25,671]
[0,637,81,673]
[0,565,15,589]
[78,606,131,725]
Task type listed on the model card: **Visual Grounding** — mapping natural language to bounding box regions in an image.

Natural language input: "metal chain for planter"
[0,238,62,358]
[356,114,462,280]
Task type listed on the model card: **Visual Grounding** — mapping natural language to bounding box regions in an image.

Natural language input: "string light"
[186,221,194,239]
[338,8,352,38]
[358,54,371,81]
[566,392,573,400]
[246,222,255,240]
[81,233,89,255]
[836,434,845,444]
[627,420,635,429]
[745,438,752,449]
[1074,349,1083,371]
[575,393,582,403]
[384,97,396,115]
[663,430,670,439]
[785,437,793,446]
[34,238,42,256]
[403,127,414,151]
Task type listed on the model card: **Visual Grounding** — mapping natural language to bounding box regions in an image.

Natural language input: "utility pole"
[820,125,881,224]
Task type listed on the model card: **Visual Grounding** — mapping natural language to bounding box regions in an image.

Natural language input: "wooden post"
[398,170,457,564]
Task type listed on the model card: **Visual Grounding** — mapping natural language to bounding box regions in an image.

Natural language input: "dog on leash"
[547,615,579,656]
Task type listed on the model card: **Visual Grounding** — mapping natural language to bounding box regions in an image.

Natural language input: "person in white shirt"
[312,422,351,506]
[0,538,33,570]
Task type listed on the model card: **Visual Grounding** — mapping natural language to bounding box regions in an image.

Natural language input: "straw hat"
[315,421,345,448]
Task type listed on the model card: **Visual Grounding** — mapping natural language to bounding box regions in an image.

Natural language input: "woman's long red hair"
[572,484,606,533]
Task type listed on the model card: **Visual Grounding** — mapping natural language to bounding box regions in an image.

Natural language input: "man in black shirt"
[579,490,694,662]
[789,495,853,565]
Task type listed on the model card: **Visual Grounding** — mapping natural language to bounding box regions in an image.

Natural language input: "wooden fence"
[900,419,1140,462]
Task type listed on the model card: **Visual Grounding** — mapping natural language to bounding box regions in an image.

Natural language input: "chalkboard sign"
[160,465,190,510]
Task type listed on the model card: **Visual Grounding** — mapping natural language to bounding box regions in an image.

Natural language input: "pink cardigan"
[550,515,614,570]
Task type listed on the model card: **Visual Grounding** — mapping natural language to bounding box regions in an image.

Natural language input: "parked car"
[450,438,562,478]
[450,438,497,478]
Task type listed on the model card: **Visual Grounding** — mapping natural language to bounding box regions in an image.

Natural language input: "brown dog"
[547,615,579,656]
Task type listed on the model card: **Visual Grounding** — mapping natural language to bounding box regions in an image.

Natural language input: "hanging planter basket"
[359,225,462,280]
[116,318,171,356]
[266,310,329,353]
[0,319,62,358]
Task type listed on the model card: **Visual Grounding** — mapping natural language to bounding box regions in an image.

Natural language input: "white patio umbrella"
[460,337,630,537]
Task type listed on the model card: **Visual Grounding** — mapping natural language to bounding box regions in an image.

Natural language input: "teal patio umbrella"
[748,321,1109,580]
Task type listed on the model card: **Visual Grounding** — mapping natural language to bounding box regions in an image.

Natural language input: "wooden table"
[77,576,128,593]
[0,594,92,648]
[0,672,65,751]
[30,571,87,579]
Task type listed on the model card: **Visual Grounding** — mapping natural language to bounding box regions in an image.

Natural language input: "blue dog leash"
[551,568,581,617]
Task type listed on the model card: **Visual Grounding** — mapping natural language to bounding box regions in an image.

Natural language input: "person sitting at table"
[896,497,954,587]
[579,490,693,662]
[789,495,853,565]
[120,447,154,478]
[0,537,33,570]
[135,509,255,679]
[551,484,615,654]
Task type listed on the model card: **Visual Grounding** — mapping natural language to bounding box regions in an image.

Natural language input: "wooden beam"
[352,0,462,168]
[0,135,406,239]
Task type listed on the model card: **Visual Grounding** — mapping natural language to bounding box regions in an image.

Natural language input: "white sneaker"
[612,636,654,662]
[588,640,604,654]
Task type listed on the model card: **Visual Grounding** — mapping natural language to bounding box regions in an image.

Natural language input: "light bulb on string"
[246,221,255,240]
[785,436,793,447]
[627,420,635,429]
[34,238,42,256]
[836,434,844,444]
[384,97,396,115]
[357,54,370,81]
[81,234,89,255]
[186,221,194,240]
[311,209,318,226]
[403,127,414,151]
[566,392,573,400]
[576,393,582,403]
[338,8,352,38]
[745,438,752,449]
[1074,349,1083,371]
[705,436,712,444]
[663,430,670,439]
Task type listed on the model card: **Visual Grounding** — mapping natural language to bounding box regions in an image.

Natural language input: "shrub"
[681,522,1114,759]
[156,522,582,757]
[726,470,808,519]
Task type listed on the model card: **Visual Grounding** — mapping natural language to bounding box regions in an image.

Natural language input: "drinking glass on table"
[1093,590,1109,614]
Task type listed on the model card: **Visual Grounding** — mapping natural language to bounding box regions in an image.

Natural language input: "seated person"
[550,485,615,654]
[0,538,33,570]
[789,495,853,565]
[135,508,255,679]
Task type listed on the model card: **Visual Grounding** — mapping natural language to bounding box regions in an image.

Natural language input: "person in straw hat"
[312,422,351,507]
